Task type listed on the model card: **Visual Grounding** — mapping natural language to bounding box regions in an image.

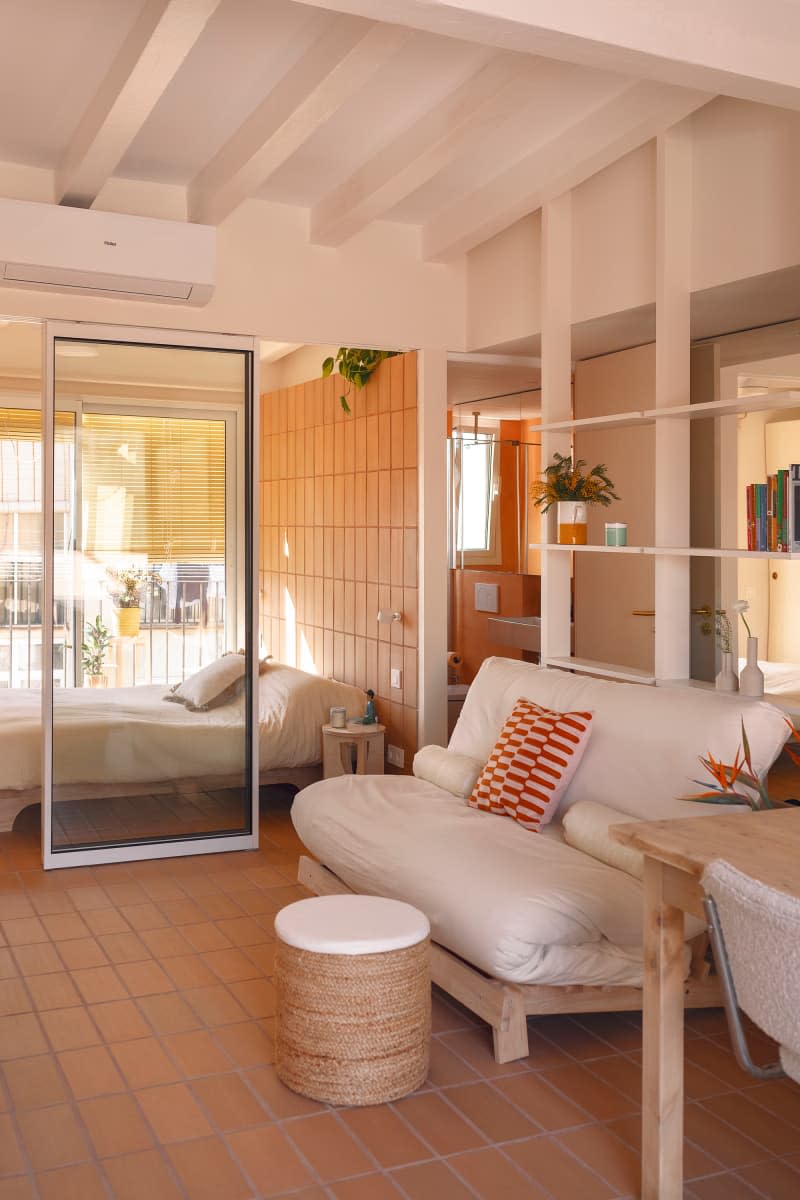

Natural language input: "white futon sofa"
[292,657,790,1061]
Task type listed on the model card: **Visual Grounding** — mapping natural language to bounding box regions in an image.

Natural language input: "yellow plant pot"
[116,607,141,638]
[86,674,107,688]
[557,500,588,545]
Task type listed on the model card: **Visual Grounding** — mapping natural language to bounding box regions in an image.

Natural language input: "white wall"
[466,213,540,351]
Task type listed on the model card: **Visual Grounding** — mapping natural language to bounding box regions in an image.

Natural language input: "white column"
[417,348,448,747]
[655,126,692,681]
[540,193,573,663]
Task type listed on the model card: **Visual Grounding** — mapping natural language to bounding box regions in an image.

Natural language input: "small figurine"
[352,689,377,724]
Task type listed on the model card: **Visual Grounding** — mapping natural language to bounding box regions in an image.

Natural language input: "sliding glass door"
[42,323,258,868]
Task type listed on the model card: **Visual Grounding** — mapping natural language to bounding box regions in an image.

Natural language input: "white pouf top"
[275,894,430,955]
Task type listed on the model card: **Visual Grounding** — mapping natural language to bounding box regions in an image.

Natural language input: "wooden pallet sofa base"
[297,854,721,1064]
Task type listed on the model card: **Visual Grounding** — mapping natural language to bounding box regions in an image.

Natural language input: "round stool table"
[274,894,431,1106]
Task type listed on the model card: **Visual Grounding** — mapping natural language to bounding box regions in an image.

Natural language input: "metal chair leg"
[703,896,785,1081]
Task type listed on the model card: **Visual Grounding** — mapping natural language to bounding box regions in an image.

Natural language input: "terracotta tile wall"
[260,353,419,770]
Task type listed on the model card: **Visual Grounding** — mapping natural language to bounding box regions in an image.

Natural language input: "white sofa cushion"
[448,658,789,822]
[412,745,484,798]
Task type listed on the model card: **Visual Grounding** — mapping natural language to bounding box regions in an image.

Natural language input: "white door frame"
[41,320,260,869]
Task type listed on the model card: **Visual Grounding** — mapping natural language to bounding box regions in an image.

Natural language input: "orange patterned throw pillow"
[468,698,593,831]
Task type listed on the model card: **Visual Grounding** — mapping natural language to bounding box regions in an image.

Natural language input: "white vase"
[557,500,588,545]
[739,636,765,698]
[715,652,738,692]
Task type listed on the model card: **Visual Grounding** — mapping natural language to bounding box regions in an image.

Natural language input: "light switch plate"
[387,745,405,767]
[390,668,402,689]
[475,582,499,613]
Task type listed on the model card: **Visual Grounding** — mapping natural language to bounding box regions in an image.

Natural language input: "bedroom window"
[451,427,501,564]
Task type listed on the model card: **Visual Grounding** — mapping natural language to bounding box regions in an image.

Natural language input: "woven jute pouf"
[274,894,431,1106]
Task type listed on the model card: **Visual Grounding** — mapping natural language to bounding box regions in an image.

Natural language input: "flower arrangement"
[732,598,752,638]
[106,565,159,609]
[684,717,800,810]
[714,610,732,654]
[529,452,619,512]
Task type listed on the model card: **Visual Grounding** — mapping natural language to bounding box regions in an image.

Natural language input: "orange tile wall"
[260,353,419,771]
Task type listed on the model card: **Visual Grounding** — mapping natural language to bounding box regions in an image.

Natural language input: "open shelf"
[544,656,656,684]
[535,389,800,435]
[531,543,800,559]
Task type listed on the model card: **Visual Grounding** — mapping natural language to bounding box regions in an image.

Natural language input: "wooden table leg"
[642,856,686,1200]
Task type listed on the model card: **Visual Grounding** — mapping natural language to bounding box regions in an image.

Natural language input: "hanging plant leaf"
[321,347,401,415]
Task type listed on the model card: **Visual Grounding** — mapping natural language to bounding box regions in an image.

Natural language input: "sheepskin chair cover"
[702,859,800,1083]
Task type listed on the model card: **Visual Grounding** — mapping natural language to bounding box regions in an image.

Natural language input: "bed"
[0,662,364,831]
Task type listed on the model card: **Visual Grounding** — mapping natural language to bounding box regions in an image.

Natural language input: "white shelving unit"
[535,389,800,436]
[530,543,800,559]
[545,656,656,684]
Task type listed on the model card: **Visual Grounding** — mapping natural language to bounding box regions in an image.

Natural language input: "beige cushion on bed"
[561,801,644,879]
[166,654,246,711]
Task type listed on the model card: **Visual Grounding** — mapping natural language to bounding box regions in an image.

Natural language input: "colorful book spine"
[746,483,756,551]
[756,483,767,551]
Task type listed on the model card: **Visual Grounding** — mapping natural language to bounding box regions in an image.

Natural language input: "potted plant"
[321,348,399,413]
[81,615,111,687]
[106,565,157,638]
[529,452,619,545]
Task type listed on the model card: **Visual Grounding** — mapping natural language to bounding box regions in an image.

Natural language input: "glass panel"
[50,338,252,854]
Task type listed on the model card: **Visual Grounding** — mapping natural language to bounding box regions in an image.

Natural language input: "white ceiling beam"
[188,19,413,226]
[422,81,710,262]
[56,0,222,208]
[295,0,800,110]
[309,53,534,246]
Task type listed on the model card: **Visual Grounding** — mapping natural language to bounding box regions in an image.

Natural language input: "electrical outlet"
[390,668,402,689]
[386,744,405,768]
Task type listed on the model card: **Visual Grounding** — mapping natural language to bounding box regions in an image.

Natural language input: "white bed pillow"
[166,654,246,711]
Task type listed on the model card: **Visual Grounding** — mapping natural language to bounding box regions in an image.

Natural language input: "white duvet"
[0,664,364,791]
[292,774,705,989]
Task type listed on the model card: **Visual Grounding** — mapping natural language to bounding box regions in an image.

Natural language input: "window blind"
[0,408,74,555]
[81,413,226,563]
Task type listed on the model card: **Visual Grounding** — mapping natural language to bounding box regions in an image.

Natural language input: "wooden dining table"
[612,806,800,1200]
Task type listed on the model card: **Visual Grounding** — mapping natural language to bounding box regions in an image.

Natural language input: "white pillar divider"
[655,126,692,681]
[539,192,573,664]
[417,348,448,747]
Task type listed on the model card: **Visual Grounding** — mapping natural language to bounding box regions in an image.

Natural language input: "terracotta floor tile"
[342,1104,431,1168]
[737,1158,800,1199]
[449,1146,552,1199]
[243,941,276,974]
[1,917,48,946]
[685,1037,763,1091]
[227,977,276,1018]
[690,1173,764,1200]
[214,916,266,946]
[117,902,169,931]
[17,1103,89,1170]
[69,965,127,1004]
[574,1013,643,1054]
[0,895,34,921]
[3,1053,69,1110]
[103,882,150,906]
[287,1112,375,1180]
[158,899,207,926]
[54,938,108,971]
[0,1011,48,1058]
[57,1043,125,1099]
[35,1161,107,1200]
[102,1148,185,1200]
[183,983,247,1026]
[137,992,200,1035]
[162,1029,232,1077]
[427,1039,480,1087]
[190,1072,267,1130]
[227,1124,316,1196]
[26,970,82,1012]
[506,1135,617,1200]
[444,1081,537,1143]
[115,960,175,997]
[703,1090,800,1156]
[181,922,232,953]
[0,949,15,980]
[495,1072,585,1131]
[0,1112,25,1176]
[394,1092,487,1156]
[607,1112,723,1181]
[0,978,30,1016]
[40,914,89,941]
[685,1103,771,1168]
[86,998,150,1043]
[96,931,150,964]
[558,1123,642,1195]
[540,1062,638,1121]
[390,1160,477,1200]
[66,886,110,912]
[584,1055,643,1106]
[11,943,62,977]
[747,1078,800,1127]
[83,907,134,935]
[161,954,218,990]
[166,1135,252,1200]
[110,1036,180,1088]
[202,947,262,983]
[135,1081,213,1142]
[439,1027,528,1078]
[332,1174,404,1199]
[245,1064,325,1118]
[535,1015,622,1061]
[0,1177,36,1199]
[79,1092,153,1157]
[138,926,195,959]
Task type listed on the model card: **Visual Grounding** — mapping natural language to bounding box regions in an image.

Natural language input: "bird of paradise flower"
[685,717,800,810]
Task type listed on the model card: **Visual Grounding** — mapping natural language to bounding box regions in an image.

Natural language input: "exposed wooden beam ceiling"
[56,0,222,209]
[187,17,414,226]
[422,80,710,261]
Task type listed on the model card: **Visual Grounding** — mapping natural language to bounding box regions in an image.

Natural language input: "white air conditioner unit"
[0,198,215,306]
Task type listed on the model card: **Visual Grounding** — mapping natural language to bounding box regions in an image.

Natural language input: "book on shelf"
[747,465,800,552]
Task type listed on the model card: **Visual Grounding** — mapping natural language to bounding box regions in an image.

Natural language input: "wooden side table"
[322,723,385,779]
